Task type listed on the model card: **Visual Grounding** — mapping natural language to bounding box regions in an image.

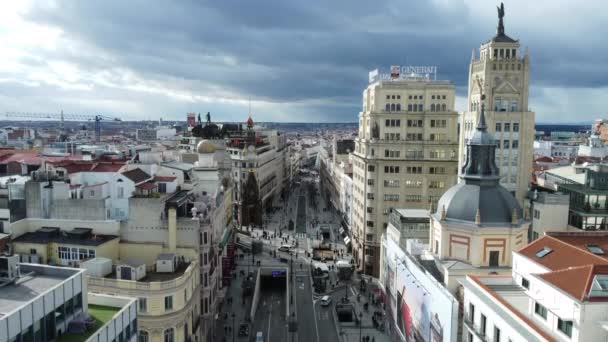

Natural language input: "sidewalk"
[335,277,391,342]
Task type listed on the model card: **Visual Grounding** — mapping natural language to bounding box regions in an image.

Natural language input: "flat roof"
[395,209,429,219]
[12,230,118,246]
[0,265,79,317]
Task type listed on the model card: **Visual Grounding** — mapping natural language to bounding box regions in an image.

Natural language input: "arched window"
[139,331,149,342]
[385,104,390,112]
[164,328,174,342]
[407,104,413,112]
[442,104,447,111]
[430,104,436,112]
[396,104,401,111]
[418,104,423,112]
[390,104,396,112]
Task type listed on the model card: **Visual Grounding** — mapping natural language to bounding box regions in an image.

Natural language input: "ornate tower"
[458,2,534,205]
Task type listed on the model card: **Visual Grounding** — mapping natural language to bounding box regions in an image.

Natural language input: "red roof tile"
[91,163,125,172]
[122,168,151,184]
[153,176,176,182]
[538,264,608,302]
[136,181,156,190]
[518,234,608,271]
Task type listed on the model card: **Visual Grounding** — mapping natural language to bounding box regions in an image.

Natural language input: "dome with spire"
[435,103,522,226]
[246,116,254,127]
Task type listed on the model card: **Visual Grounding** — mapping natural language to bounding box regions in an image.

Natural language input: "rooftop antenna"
[248,97,252,116]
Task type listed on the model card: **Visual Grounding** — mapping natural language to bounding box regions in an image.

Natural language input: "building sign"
[369,65,438,83]
[369,69,379,83]
[391,65,401,79]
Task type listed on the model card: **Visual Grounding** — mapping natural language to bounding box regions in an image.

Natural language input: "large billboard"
[382,237,457,342]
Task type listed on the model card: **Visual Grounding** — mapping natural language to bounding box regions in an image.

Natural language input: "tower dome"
[436,102,521,226]
[196,140,217,154]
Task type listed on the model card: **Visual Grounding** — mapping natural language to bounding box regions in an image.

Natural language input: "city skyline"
[0,1,606,123]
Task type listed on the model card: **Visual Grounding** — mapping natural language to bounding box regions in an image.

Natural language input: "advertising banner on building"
[382,237,457,342]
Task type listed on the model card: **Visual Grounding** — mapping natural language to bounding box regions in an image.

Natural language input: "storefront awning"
[219,228,233,249]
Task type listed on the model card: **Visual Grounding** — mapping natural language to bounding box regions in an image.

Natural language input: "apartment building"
[463,231,608,342]
[351,71,459,275]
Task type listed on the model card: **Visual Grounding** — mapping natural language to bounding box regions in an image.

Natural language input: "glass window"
[138,298,147,312]
[503,140,509,149]
[557,318,573,338]
[504,123,510,132]
[164,328,174,342]
[513,123,519,132]
[496,123,502,132]
[512,140,519,149]
[522,277,530,289]
[164,296,173,310]
[139,331,149,342]
[534,302,547,319]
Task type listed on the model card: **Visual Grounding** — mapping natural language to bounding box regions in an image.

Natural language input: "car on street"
[320,295,332,307]
[278,245,293,252]
[255,331,264,342]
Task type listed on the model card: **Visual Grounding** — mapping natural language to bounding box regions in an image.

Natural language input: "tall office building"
[458,4,534,204]
[352,70,459,276]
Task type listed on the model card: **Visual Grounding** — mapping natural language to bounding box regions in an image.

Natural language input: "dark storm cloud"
[10,0,608,122]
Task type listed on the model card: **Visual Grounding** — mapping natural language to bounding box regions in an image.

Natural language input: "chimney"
[168,207,177,252]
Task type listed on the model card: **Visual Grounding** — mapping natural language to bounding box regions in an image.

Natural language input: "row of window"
[58,247,96,261]
[534,302,573,338]
[496,122,520,132]
[493,62,522,71]
[384,102,448,112]
[383,94,447,100]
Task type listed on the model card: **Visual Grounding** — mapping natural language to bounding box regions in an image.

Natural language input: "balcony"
[87,260,198,293]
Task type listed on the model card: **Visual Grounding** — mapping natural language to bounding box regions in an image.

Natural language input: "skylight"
[596,276,608,291]
[535,247,553,258]
[587,244,605,255]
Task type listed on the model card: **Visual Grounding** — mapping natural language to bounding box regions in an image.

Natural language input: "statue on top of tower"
[497,2,505,36]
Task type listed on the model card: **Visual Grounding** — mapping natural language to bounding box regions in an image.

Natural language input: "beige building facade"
[459,15,534,204]
[352,76,459,276]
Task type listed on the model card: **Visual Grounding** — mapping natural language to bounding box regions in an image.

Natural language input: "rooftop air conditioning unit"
[0,255,20,281]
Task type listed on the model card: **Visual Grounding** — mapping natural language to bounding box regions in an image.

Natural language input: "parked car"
[320,295,332,307]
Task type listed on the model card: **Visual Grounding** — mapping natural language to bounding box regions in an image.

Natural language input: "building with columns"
[458,4,535,205]
[352,72,460,276]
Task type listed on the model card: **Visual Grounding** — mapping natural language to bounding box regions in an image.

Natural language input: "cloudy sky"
[0,1,606,123]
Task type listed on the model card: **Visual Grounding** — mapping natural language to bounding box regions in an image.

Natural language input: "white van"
[256,331,264,342]
[278,245,293,252]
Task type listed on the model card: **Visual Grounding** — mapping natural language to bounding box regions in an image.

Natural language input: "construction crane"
[4,111,122,143]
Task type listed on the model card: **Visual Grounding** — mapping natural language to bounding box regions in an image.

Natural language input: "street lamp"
[359,312,363,342]
[231,313,236,342]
